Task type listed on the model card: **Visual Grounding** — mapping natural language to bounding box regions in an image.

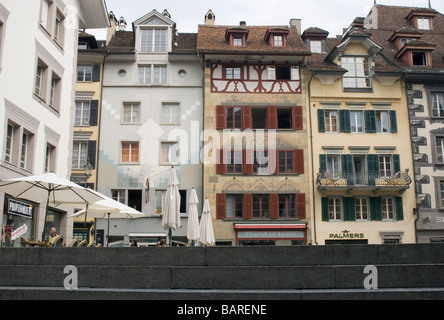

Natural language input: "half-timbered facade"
[198,12,311,246]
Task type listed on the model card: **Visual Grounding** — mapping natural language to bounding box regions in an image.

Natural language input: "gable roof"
[197,25,310,56]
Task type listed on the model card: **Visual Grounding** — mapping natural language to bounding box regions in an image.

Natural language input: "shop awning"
[234,224,307,230]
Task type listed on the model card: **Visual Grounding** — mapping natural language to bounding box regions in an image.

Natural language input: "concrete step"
[0,264,443,290]
[1,286,443,300]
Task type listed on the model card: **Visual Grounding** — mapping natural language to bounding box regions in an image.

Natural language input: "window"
[226,151,243,174]
[161,142,179,164]
[276,67,291,80]
[279,194,295,218]
[138,66,151,84]
[128,190,142,212]
[412,51,428,66]
[327,155,340,177]
[274,35,283,47]
[179,190,187,214]
[155,190,165,214]
[40,0,51,30]
[141,29,167,53]
[432,93,444,117]
[112,190,126,204]
[75,101,90,126]
[436,137,444,163]
[439,182,444,208]
[226,194,243,218]
[226,107,242,129]
[233,35,243,46]
[376,111,389,133]
[49,74,60,110]
[45,143,56,173]
[417,18,430,30]
[379,155,392,178]
[342,57,371,89]
[162,103,180,124]
[278,151,294,173]
[0,20,5,71]
[20,132,29,170]
[325,110,338,132]
[328,198,342,220]
[77,65,92,82]
[355,198,368,220]
[154,66,167,84]
[253,195,269,218]
[121,142,139,163]
[72,141,88,169]
[4,123,14,163]
[226,66,241,80]
[310,40,322,53]
[277,107,292,129]
[350,111,363,133]
[35,62,47,97]
[382,197,394,220]
[253,151,269,174]
[53,11,65,46]
[123,103,141,124]
[252,108,267,129]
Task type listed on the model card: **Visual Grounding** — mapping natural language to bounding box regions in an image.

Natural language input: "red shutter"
[268,106,278,129]
[293,106,303,130]
[293,149,304,174]
[269,194,279,219]
[216,106,226,130]
[216,149,226,174]
[243,194,253,219]
[243,149,253,174]
[267,149,278,175]
[296,193,306,219]
[216,194,226,219]
[242,106,252,129]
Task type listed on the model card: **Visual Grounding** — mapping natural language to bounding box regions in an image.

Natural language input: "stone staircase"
[0,244,443,300]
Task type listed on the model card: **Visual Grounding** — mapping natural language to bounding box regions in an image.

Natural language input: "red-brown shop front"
[234,224,307,246]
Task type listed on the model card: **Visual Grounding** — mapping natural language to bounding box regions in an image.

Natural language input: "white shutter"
[291,66,300,80]
[267,66,276,80]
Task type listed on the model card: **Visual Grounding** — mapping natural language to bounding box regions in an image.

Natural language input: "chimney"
[118,17,127,31]
[289,18,301,34]
[205,9,216,25]
[106,11,118,45]
[240,21,246,26]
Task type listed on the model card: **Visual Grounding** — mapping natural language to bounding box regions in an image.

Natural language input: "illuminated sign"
[8,199,33,219]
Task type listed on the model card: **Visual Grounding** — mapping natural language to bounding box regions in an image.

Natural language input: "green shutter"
[365,110,377,133]
[320,154,327,172]
[390,110,398,133]
[322,197,329,221]
[343,197,356,221]
[367,155,379,186]
[339,110,351,133]
[318,109,325,133]
[396,197,404,221]
[370,197,382,221]
[393,154,401,175]
[341,154,354,186]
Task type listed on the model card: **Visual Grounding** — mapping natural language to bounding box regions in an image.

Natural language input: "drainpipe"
[307,68,318,245]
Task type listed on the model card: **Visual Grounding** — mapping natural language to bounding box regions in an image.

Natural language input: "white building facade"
[98,10,203,245]
[0,0,108,245]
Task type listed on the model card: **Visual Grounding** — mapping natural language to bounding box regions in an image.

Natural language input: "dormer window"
[225,28,249,47]
[417,17,431,30]
[412,51,428,66]
[141,28,167,53]
[406,9,437,31]
[265,28,289,47]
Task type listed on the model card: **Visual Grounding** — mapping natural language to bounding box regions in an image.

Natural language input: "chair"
[86,241,94,247]
[52,235,63,247]
[95,244,102,248]
[1,234,12,248]
[77,240,87,247]
[67,239,77,247]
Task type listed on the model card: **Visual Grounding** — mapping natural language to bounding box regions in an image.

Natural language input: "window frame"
[123,102,141,124]
[225,66,242,80]
[140,28,168,53]
[72,141,88,169]
[381,197,395,221]
[161,103,180,125]
[226,194,244,218]
[431,93,444,118]
[160,142,180,165]
[435,136,444,164]
[77,64,93,82]
[328,197,342,221]
[253,194,270,219]
[278,194,296,218]
[278,150,294,174]
[379,155,392,178]
[74,101,91,127]
[342,56,372,90]
[324,110,338,133]
[121,141,140,164]
[355,197,369,221]
[350,110,364,133]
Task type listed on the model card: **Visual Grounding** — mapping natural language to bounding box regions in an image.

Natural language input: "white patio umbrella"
[161,167,181,246]
[64,190,144,247]
[187,188,200,246]
[0,173,104,240]
[199,198,215,246]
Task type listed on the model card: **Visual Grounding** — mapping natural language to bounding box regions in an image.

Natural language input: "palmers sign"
[8,199,33,219]
[329,230,365,239]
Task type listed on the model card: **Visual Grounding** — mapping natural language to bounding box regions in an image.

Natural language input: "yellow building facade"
[306,27,416,244]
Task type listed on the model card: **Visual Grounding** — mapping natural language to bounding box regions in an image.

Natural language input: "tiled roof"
[107,31,135,53]
[197,25,310,56]
[172,33,197,53]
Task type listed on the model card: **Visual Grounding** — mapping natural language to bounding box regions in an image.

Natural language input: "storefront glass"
[2,197,35,247]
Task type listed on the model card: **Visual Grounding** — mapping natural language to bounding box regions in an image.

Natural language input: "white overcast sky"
[88,0,444,39]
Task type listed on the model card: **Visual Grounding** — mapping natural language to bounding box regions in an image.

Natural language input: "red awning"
[234,224,306,230]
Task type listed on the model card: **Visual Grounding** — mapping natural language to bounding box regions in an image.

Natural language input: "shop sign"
[8,199,33,219]
[238,231,304,239]
[11,224,29,241]
[329,230,365,239]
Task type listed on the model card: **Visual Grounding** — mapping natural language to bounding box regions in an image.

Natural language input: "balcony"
[316,169,412,194]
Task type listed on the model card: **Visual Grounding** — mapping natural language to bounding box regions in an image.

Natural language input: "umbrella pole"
[107,212,111,247]
[42,186,51,242]
[168,228,172,247]
[83,204,88,241]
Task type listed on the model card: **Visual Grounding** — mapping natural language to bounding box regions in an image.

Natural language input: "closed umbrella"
[161,167,181,246]
[187,188,200,246]
[0,173,104,240]
[199,198,215,246]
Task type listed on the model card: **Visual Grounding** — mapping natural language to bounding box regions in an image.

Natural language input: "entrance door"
[353,156,366,185]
